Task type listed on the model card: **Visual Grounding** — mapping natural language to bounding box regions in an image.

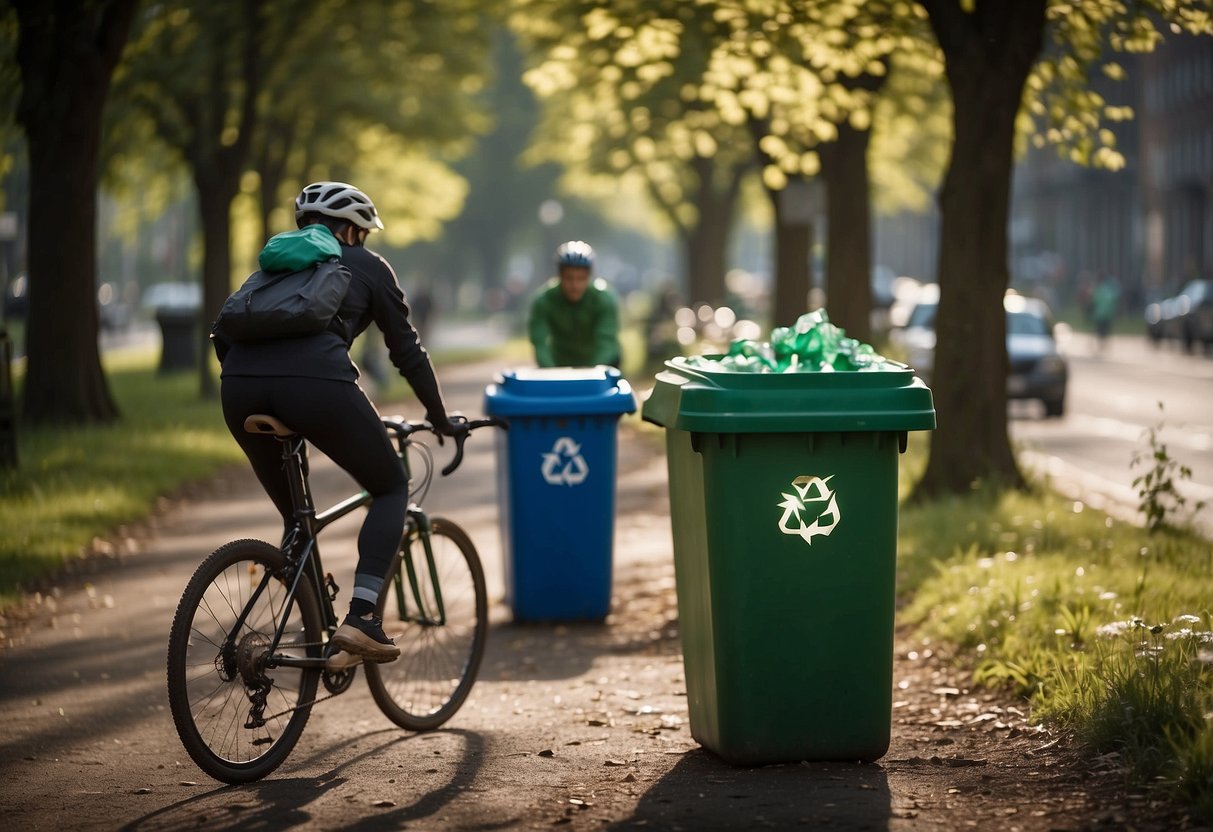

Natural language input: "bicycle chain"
[261,689,341,722]
[257,640,347,722]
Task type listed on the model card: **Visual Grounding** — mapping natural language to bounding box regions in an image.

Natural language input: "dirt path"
[0,361,1188,831]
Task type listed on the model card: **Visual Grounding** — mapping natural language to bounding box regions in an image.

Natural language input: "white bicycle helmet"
[294,181,384,231]
[556,240,594,269]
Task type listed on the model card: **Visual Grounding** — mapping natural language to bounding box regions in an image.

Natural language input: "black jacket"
[213,243,446,418]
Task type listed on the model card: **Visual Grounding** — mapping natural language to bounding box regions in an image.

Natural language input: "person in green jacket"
[529,240,622,367]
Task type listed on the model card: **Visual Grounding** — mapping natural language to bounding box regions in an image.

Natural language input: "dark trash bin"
[156,308,199,373]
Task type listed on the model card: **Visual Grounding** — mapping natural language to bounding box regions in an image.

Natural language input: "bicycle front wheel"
[166,540,323,783]
[366,517,488,730]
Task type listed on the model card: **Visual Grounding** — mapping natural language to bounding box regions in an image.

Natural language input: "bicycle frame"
[226,421,451,673]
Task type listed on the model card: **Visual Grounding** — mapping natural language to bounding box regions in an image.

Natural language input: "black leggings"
[221,376,407,594]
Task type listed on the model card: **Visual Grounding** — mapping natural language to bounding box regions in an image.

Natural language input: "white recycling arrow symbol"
[541,436,589,486]
[777,475,841,545]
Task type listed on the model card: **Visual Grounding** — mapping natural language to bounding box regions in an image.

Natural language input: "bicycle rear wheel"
[166,540,323,783]
[366,517,488,730]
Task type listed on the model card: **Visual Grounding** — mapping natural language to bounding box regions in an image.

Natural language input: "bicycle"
[166,413,504,784]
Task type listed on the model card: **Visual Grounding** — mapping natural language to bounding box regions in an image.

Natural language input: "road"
[1011,333,1213,533]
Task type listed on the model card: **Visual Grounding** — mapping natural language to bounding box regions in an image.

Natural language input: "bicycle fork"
[394,509,447,627]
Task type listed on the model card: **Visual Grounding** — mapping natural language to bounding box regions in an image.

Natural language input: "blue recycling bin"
[485,367,637,621]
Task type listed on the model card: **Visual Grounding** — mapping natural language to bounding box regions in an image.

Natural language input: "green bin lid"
[642,356,936,433]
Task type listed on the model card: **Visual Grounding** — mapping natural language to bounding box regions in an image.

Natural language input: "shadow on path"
[121,728,493,832]
[608,751,892,831]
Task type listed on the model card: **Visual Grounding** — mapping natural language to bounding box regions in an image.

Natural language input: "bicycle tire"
[365,517,488,731]
[167,539,323,783]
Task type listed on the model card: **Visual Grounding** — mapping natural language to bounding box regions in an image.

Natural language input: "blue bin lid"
[485,366,637,417]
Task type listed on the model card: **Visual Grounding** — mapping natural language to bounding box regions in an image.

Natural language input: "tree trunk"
[22,123,119,423]
[479,235,506,289]
[685,213,729,307]
[748,120,814,327]
[181,0,263,400]
[769,183,813,327]
[683,155,742,305]
[916,0,1048,497]
[821,121,874,344]
[14,0,138,425]
[256,119,294,242]
[195,175,239,399]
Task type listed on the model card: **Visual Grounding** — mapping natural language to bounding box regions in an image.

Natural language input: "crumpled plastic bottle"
[685,309,896,373]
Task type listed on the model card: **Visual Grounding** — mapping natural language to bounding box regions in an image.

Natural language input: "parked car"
[1145,279,1213,352]
[892,288,1069,417]
[141,282,202,313]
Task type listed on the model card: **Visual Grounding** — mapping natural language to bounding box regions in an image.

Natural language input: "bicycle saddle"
[243,414,296,437]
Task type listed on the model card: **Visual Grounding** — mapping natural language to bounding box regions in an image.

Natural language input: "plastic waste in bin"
[485,367,637,621]
[643,354,934,765]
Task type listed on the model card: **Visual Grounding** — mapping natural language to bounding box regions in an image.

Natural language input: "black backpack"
[212,257,352,343]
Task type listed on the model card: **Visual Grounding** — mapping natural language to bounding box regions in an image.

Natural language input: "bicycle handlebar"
[381,415,507,477]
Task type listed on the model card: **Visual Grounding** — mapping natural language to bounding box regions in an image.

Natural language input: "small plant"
[1172,704,1213,823]
[1131,402,1206,533]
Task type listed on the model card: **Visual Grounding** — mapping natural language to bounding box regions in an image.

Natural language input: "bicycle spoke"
[367,520,486,729]
[168,541,322,782]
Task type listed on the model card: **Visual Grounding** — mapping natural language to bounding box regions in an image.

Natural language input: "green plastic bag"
[258,224,342,273]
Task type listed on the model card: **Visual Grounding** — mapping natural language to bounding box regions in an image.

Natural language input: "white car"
[892,287,1069,417]
[141,282,202,312]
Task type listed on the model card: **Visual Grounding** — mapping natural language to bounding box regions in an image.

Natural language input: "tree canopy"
[111,0,495,395]
[915,0,1212,497]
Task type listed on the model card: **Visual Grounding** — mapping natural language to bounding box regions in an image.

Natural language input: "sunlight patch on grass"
[0,351,243,607]
[898,482,1212,820]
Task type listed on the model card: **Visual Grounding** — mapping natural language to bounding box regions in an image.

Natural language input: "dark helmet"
[294,181,384,231]
[555,240,594,270]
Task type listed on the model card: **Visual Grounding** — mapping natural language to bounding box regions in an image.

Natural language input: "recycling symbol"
[778,475,841,545]
[541,436,589,486]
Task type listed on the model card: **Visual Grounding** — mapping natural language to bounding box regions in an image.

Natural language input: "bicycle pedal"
[325,650,364,672]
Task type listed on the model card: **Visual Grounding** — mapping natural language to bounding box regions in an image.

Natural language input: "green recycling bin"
[643,356,934,765]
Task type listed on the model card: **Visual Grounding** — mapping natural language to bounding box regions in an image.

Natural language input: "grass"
[1,320,24,355]
[896,439,1213,820]
[0,348,245,607]
[0,338,515,609]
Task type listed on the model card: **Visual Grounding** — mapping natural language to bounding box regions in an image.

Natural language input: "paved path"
[0,360,1180,830]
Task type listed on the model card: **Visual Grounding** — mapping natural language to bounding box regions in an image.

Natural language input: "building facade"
[1010,32,1213,309]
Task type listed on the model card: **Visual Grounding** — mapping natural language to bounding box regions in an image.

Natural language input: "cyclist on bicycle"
[212,181,460,664]
[528,241,622,368]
